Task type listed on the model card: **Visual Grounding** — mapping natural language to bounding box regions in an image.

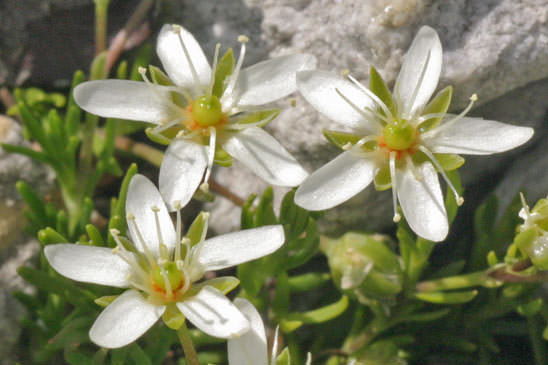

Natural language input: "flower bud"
[514,195,548,269]
[321,232,403,303]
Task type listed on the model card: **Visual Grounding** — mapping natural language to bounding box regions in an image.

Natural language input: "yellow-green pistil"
[151,262,184,292]
[191,95,223,127]
[382,121,416,151]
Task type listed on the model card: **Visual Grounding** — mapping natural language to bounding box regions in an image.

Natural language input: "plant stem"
[209,178,245,206]
[177,322,200,365]
[528,315,548,365]
[94,0,110,55]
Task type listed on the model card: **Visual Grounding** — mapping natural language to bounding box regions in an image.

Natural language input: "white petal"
[423,116,534,155]
[126,174,177,254]
[222,127,308,186]
[44,244,130,288]
[294,151,376,211]
[156,24,211,89]
[394,26,442,119]
[228,298,268,365]
[159,139,208,210]
[74,80,173,124]
[232,54,317,107]
[177,286,249,338]
[197,225,285,271]
[297,70,378,132]
[396,162,448,242]
[89,289,165,348]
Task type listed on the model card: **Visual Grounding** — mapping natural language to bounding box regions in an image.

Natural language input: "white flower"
[294,26,534,242]
[74,24,315,211]
[44,174,285,348]
[227,298,312,365]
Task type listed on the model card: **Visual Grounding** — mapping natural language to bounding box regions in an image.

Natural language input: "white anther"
[171,24,182,33]
[470,93,478,102]
[342,142,353,151]
[151,206,160,212]
[341,68,350,77]
[238,34,249,43]
[127,213,135,220]
[138,66,147,75]
[200,182,210,193]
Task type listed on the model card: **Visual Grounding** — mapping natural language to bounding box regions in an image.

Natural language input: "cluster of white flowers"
[46,23,533,360]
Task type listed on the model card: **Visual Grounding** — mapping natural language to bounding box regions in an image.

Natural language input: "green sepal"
[435,154,465,171]
[322,129,362,149]
[145,127,173,145]
[288,272,330,292]
[280,295,349,333]
[149,65,174,86]
[373,165,392,191]
[94,295,118,307]
[194,277,240,295]
[413,290,478,304]
[517,298,543,317]
[369,66,395,116]
[214,146,234,167]
[418,86,453,132]
[233,109,280,128]
[275,348,291,365]
[213,48,235,98]
[162,303,186,330]
[186,212,209,246]
[85,224,104,246]
[487,251,499,266]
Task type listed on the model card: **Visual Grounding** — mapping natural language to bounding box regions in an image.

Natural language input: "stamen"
[174,200,183,244]
[222,35,248,109]
[152,118,183,134]
[416,112,447,124]
[402,50,431,120]
[418,145,464,206]
[423,93,478,138]
[127,213,157,267]
[201,127,217,191]
[180,266,191,294]
[335,88,383,133]
[208,43,221,95]
[342,142,353,151]
[151,206,165,247]
[172,24,202,95]
[289,98,297,107]
[405,155,422,181]
[138,67,182,114]
[199,212,210,245]
[389,152,401,222]
[347,74,395,121]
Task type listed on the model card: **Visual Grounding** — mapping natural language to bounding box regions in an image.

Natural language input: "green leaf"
[129,44,153,81]
[413,290,478,304]
[16,180,48,223]
[197,276,240,295]
[108,164,138,246]
[369,66,395,115]
[111,347,129,365]
[288,272,330,292]
[94,295,117,307]
[256,187,278,226]
[280,296,349,333]
[3,143,50,164]
[38,227,69,245]
[90,52,107,81]
[232,109,280,128]
[128,344,152,365]
[116,60,128,80]
[322,129,362,149]
[64,348,93,365]
[212,48,235,97]
[517,298,543,317]
[85,224,104,246]
[403,308,451,322]
[276,348,291,365]
[273,272,290,316]
[444,170,462,224]
[419,85,453,132]
[47,316,93,350]
[186,212,209,246]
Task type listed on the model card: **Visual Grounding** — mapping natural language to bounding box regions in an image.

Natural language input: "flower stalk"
[177,321,200,365]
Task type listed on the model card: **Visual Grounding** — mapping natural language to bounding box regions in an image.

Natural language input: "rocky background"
[0,0,546,362]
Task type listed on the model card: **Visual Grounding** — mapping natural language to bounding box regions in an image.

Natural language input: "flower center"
[382,121,416,151]
[191,95,223,127]
[151,262,184,292]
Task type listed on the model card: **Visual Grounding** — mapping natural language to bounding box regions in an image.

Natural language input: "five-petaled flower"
[294,26,534,242]
[44,174,285,348]
[75,24,315,211]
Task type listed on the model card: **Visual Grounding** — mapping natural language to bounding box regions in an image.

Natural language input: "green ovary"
[151,262,184,291]
[192,95,223,127]
[382,121,416,150]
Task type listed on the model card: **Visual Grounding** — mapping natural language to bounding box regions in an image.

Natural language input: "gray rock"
[204,0,548,234]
